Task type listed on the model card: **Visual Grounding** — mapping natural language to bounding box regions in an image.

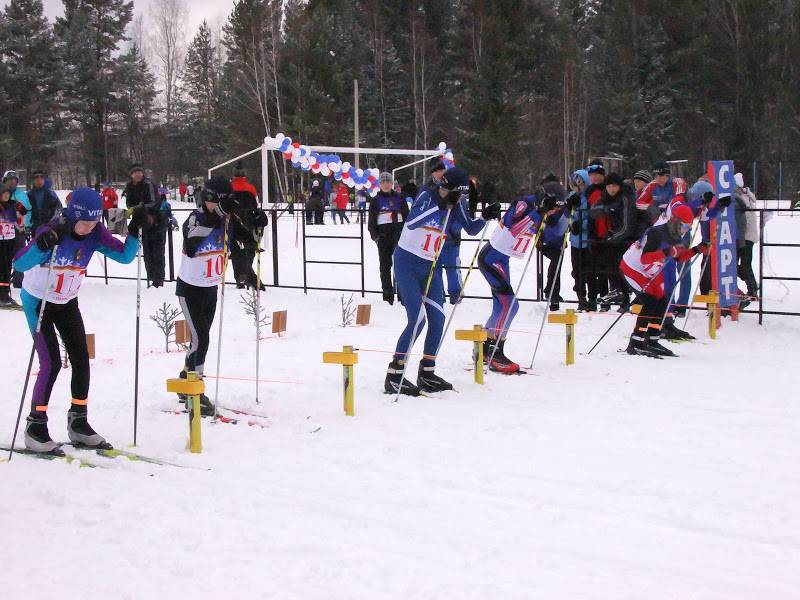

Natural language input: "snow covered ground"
[1,201,798,599]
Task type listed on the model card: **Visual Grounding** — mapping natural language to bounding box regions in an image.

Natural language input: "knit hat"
[586,161,605,176]
[32,168,46,178]
[203,176,233,202]
[234,160,246,178]
[430,158,446,174]
[2,170,18,183]
[129,163,144,176]
[652,161,670,176]
[65,188,104,223]
[604,173,624,187]
[633,170,653,183]
[439,167,470,193]
[379,171,393,184]
[671,202,694,225]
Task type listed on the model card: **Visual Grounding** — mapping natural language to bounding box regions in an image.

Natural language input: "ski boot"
[625,335,662,358]
[383,360,420,396]
[177,371,216,416]
[549,295,563,312]
[24,415,64,455]
[577,298,592,312]
[382,290,394,305]
[662,321,695,341]
[645,336,678,357]
[484,338,520,374]
[67,409,113,450]
[417,361,453,393]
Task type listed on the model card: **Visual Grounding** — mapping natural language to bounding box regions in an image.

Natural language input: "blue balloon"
[292,161,301,168]
[302,164,310,171]
[334,172,342,181]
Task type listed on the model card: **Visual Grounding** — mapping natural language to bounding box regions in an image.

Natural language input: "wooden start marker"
[547,309,578,365]
[272,310,287,335]
[322,345,358,416]
[694,292,720,339]
[166,372,205,453]
[455,325,488,384]
[174,320,190,345]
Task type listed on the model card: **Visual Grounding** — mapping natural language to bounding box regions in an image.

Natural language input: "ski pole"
[485,222,547,374]
[212,214,231,419]
[393,207,453,402]
[528,211,573,369]
[434,220,494,358]
[8,246,58,461]
[133,243,142,445]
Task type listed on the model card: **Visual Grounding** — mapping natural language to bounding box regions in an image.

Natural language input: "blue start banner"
[707,160,739,308]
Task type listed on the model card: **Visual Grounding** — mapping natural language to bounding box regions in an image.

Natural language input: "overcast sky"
[3,0,236,36]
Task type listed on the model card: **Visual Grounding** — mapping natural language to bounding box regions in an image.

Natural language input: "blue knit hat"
[66,188,103,223]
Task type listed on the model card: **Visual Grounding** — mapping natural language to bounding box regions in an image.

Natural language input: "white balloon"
[330,162,341,173]
[275,133,285,142]
[370,168,380,178]
[341,161,351,171]
[438,141,447,152]
[321,166,330,177]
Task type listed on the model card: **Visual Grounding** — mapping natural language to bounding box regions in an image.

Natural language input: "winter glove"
[693,242,711,256]
[702,191,715,206]
[218,194,239,215]
[252,209,268,230]
[127,206,148,237]
[566,192,581,210]
[720,195,732,208]
[15,202,28,216]
[480,202,501,221]
[169,217,179,231]
[570,220,582,235]
[36,221,67,251]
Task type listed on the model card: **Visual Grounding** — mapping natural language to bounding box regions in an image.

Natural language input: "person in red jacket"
[331,181,351,224]
[100,182,118,224]
[231,162,268,289]
[179,181,187,202]
[584,161,609,309]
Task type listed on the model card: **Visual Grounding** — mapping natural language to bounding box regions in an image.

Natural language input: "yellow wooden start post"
[322,345,359,416]
[547,309,578,365]
[694,292,720,339]
[455,324,488,384]
[166,372,204,453]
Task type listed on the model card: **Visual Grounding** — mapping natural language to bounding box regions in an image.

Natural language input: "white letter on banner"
[719,221,733,245]
[721,248,733,271]
[718,164,730,192]
[721,275,735,298]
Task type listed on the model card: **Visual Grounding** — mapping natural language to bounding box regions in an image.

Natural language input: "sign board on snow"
[706,160,739,308]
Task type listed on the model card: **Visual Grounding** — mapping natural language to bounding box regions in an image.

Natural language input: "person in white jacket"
[734,172,759,300]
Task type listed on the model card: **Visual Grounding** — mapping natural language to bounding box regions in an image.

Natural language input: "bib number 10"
[422,233,445,254]
[204,255,224,278]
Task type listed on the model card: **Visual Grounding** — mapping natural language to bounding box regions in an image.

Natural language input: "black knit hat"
[604,173,624,187]
[233,160,246,178]
[652,161,670,176]
[32,168,46,178]
[129,163,144,176]
[430,158,446,173]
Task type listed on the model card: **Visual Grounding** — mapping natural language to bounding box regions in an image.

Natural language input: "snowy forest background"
[1,0,799,200]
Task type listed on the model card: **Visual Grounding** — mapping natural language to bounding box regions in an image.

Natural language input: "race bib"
[0,221,14,240]
[179,250,226,287]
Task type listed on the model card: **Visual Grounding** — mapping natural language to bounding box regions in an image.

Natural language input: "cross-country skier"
[384,166,492,396]
[477,181,565,373]
[620,202,710,357]
[13,188,141,453]
[175,176,253,415]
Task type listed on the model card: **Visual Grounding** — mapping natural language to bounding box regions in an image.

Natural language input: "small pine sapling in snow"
[239,289,270,332]
[341,293,356,327]
[150,302,182,352]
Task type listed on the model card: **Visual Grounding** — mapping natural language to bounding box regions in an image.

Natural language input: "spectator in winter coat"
[584,161,609,308]
[124,163,166,287]
[537,183,569,311]
[0,185,26,307]
[589,173,637,311]
[369,172,409,304]
[306,180,325,225]
[734,172,759,300]
[27,169,63,231]
[100,182,118,224]
[179,182,187,202]
[567,169,593,311]
[230,162,268,290]
[3,169,32,288]
[332,182,350,224]
[632,170,653,198]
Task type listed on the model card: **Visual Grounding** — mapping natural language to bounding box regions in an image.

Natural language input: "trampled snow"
[1,201,798,599]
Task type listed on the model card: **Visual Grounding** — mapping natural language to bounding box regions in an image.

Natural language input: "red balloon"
[368,175,376,183]
[342,171,350,178]
[283,151,292,159]
[292,142,300,148]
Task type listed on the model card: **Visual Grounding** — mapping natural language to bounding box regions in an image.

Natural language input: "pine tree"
[0,0,61,181]
[54,0,133,184]
[113,43,156,171]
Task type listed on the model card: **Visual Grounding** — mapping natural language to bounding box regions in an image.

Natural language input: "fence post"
[778,160,783,202]
[301,206,308,294]
[167,226,175,282]
[758,208,764,325]
[271,208,279,286]
[359,214,365,298]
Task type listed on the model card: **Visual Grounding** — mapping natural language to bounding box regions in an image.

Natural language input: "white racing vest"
[490,219,538,259]
[397,207,446,261]
[178,224,226,287]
